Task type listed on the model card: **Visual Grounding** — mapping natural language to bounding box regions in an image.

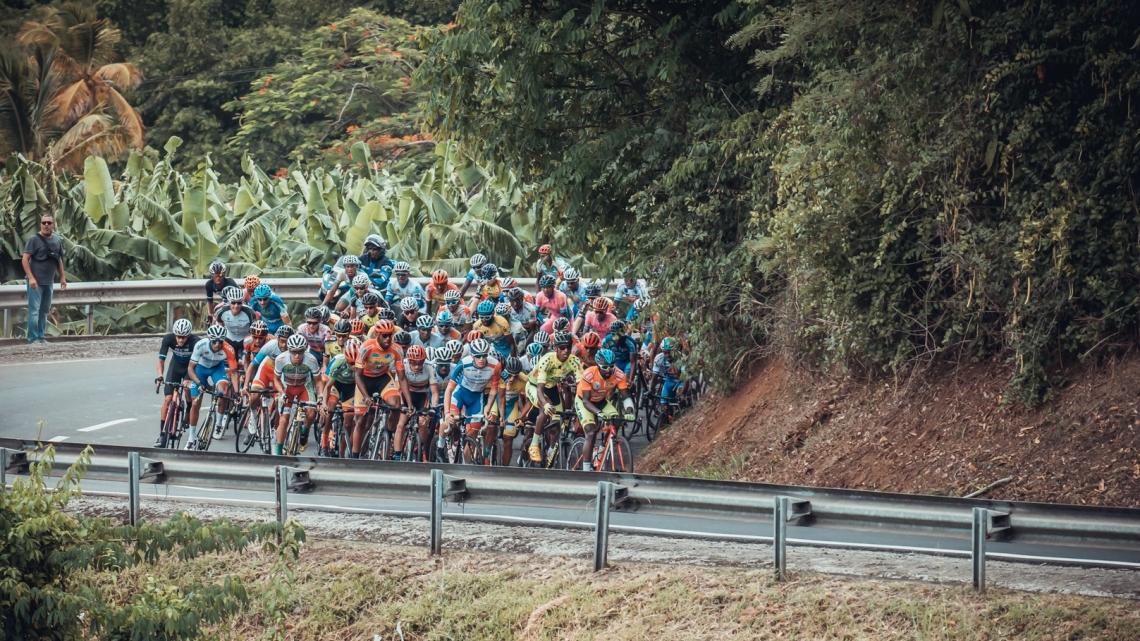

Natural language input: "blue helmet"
[253,284,272,298]
[595,349,616,368]
[526,342,545,359]
[476,300,495,317]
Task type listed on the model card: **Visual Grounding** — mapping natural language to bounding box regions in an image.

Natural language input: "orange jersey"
[356,338,404,378]
[425,282,459,307]
[576,366,628,404]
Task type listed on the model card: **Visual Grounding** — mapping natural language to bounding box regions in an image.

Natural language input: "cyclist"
[434,310,462,342]
[213,286,259,381]
[354,292,386,329]
[647,336,685,417]
[359,234,394,289]
[321,337,360,457]
[575,349,636,471]
[352,319,412,459]
[425,269,458,316]
[242,320,270,371]
[523,331,582,463]
[337,273,384,316]
[533,244,566,293]
[536,275,572,333]
[246,325,294,416]
[602,319,639,376]
[506,287,539,336]
[155,318,199,447]
[559,267,587,317]
[325,319,351,370]
[241,275,261,303]
[466,263,503,311]
[615,267,646,307]
[411,314,444,349]
[573,296,618,338]
[520,340,546,372]
[349,318,367,341]
[442,338,504,462]
[439,290,473,333]
[392,344,436,461]
[395,297,422,332]
[321,254,362,307]
[203,260,237,324]
[575,282,604,327]
[250,284,290,334]
[457,253,487,299]
[471,300,516,358]
[386,262,427,312]
[573,331,602,364]
[267,333,326,455]
[458,329,483,359]
[296,307,334,362]
[487,355,530,466]
[187,324,240,445]
[496,302,525,345]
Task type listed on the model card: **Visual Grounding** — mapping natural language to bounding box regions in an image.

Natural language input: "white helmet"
[399,297,419,312]
[393,261,411,273]
[351,274,370,288]
[206,325,227,340]
[222,286,243,303]
[469,338,491,356]
[342,254,360,267]
[364,234,386,250]
[562,266,580,280]
[172,318,193,336]
[470,253,487,269]
[286,334,309,351]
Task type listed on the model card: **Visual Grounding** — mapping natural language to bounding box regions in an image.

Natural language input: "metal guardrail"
[0,276,606,338]
[3,439,1138,591]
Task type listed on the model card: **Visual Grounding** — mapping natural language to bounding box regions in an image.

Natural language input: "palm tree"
[5,3,144,172]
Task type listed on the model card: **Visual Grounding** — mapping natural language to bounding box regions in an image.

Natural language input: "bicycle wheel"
[237,409,258,453]
[196,409,216,451]
[645,403,664,442]
[368,420,391,461]
[601,435,634,473]
[566,437,587,472]
[403,429,421,463]
[170,401,186,450]
[328,412,343,458]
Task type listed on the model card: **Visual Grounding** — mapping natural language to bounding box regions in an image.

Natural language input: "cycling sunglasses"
[257,296,269,303]
[305,320,319,325]
[471,352,489,359]
[209,339,225,345]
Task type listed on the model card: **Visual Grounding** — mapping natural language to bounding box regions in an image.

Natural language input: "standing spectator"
[21,214,67,344]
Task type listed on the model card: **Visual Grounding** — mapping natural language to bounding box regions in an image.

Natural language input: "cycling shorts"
[487,395,521,425]
[163,360,190,397]
[661,376,682,402]
[524,383,562,411]
[353,373,400,414]
[249,364,276,392]
[226,339,244,361]
[409,389,429,411]
[448,386,485,423]
[329,380,356,409]
[574,396,619,428]
[190,363,229,397]
[280,385,313,410]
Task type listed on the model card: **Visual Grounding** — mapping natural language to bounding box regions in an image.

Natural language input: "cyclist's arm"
[429,380,440,408]
[458,276,474,298]
[354,369,369,401]
[188,359,201,386]
[157,338,168,379]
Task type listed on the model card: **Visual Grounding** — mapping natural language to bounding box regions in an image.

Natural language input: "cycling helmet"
[593,297,613,314]
[286,333,309,352]
[206,325,227,340]
[344,338,361,363]
[364,234,386,250]
[208,260,226,275]
[610,320,627,335]
[349,319,365,335]
[352,274,371,288]
[506,287,524,301]
[495,302,511,317]
[595,348,616,368]
[172,318,193,337]
[466,329,484,342]
[585,283,602,297]
[621,266,632,279]
[373,319,396,335]
[333,318,352,334]
[446,339,463,355]
[250,320,268,337]
[476,300,495,318]
[661,337,677,352]
[501,277,517,289]
[562,267,580,281]
[393,261,411,274]
[539,275,556,288]
[399,297,419,312]
[469,338,491,357]
[552,331,573,347]
[317,305,331,323]
[253,284,272,298]
[415,315,433,330]
[532,330,550,346]
[437,310,454,326]
[393,330,412,347]
[275,325,295,338]
[444,289,461,303]
[538,244,552,255]
[505,356,522,375]
[581,331,601,348]
[424,347,437,362]
[223,286,244,303]
[244,275,260,289]
[634,296,651,310]
[526,342,545,359]
[470,253,487,269]
[406,344,427,362]
[480,263,498,279]
[361,292,381,306]
[552,318,570,332]
[432,269,449,286]
[304,306,322,321]
[377,308,396,321]
[341,254,360,266]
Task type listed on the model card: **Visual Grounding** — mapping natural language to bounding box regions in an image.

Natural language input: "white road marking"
[49,435,69,442]
[77,418,137,432]
[0,355,142,368]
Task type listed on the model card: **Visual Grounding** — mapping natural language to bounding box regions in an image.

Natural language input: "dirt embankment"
[641,355,1140,506]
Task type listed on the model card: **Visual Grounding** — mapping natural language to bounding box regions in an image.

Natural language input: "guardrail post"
[972,507,1011,593]
[275,465,289,529]
[593,482,628,571]
[430,469,467,555]
[85,304,93,335]
[1,447,29,487]
[165,302,174,333]
[774,496,812,581]
[2,308,10,338]
[127,452,140,525]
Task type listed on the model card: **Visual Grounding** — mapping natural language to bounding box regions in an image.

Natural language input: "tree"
[0,444,304,639]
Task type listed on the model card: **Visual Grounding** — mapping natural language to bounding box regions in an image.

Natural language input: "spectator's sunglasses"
[40,219,54,226]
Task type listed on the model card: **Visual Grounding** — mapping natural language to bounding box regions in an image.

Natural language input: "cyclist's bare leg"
[188,393,205,426]
[393,412,409,456]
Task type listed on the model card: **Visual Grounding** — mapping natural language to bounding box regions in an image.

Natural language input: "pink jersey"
[536,290,570,321]
[585,311,617,338]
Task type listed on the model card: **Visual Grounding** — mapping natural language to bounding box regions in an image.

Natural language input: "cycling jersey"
[356,338,403,378]
[615,281,647,303]
[204,276,237,305]
[386,277,426,311]
[189,339,238,370]
[576,366,628,404]
[243,335,268,361]
[531,351,583,388]
[448,354,502,393]
[213,305,259,342]
[359,254,394,284]
[559,281,586,314]
[253,339,284,366]
[274,350,321,385]
[534,257,566,282]
[474,278,502,303]
[395,312,421,333]
[411,330,445,350]
[508,301,538,326]
[652,352,683,379]
[584,311,618,339]
[439,304,472,327]
[326,353,356,385]
[425,282,458,310]
[402,359,432,391]
[342,287,385,310]
[462,268,484,291]
[472,315,513,354]
[325,339,345,361]
[357,311,382,329]
[252,295,288,331]
[158,332,199,364]
[535,290,570,322]
[602,333,639,368]
[296,322,333,354]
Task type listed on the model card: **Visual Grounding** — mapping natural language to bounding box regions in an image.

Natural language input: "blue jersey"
[448,354,502,393]
[602,333,638,368]
[252,294,288,325]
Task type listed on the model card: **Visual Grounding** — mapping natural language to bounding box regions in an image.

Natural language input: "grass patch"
[657,449,751,480]
[82,539,1140,640]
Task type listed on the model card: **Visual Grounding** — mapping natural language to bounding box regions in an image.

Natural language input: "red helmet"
[593,297,613,314]
[465,329,484,342]
[243,275,260,289]
[406,345,426,362]
[538,244,552,255]
[373,319,395,336]
[349,319,365,335]
[581,331,601,348]
[344,339,361,363]
[432,269,449,286]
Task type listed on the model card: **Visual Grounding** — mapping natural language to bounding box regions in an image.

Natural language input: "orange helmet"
[373,319,396,336]
[581,331,601,348]
[406,345,426,362]
[344,338,361,363]
[244,275,260,289]
[465,329,483,342]
[349,319,365,335]
[432,269,449,286]
[538,244,552,255]
[593,297,613,314]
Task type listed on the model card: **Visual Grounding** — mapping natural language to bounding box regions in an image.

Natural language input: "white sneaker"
[212,423,225,440]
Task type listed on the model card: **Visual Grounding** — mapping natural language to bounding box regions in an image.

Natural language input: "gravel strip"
[0,337,160,364]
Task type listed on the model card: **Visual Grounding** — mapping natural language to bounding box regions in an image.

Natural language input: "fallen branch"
[963,476,1014,499]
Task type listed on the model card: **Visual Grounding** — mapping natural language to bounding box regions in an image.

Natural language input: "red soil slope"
[639,355,1140,506]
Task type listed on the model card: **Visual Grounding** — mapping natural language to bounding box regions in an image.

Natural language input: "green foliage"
[0,444,304,640]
